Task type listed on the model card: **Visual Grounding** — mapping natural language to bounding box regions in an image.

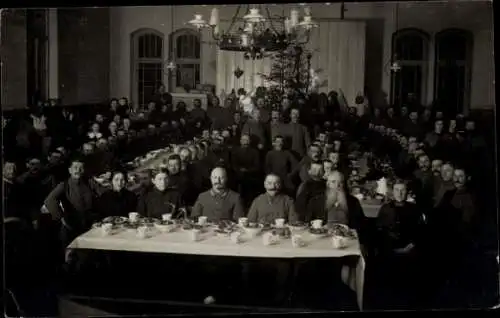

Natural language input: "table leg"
[286,259,298,307]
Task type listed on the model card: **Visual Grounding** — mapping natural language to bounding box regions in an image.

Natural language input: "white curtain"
[305,21,366,106]
[216,50,273,95]
[215,21,366,106]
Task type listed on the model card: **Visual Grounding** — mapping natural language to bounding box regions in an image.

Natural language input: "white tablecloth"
[66,227,365,310]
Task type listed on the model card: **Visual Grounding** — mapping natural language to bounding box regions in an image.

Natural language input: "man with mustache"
[191,167,244,222]
[44,158,98,255]
[247,174,297,224]
[190,167,245,305]
[289,144,323,187]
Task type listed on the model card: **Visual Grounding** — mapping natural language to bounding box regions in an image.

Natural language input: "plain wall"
[58,8,110,105]
[109,2,494,109]
[1,10,28,110]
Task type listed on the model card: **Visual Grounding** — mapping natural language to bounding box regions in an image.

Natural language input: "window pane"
[437,33,467,61]
[392,65,422,107]
[176,36,183,59]
[137,62,163,107]
[395,34,424,61]
[435,64,466,113]
[195,37,200,59]
[155,35,163,58]
[138,33,163,59]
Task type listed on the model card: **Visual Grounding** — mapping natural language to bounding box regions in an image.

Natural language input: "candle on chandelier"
[284,18,291,34]
[290,9,299,27]
[209,8,219,26]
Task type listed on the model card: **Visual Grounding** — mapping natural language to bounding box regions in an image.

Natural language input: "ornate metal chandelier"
[187,5,318,60]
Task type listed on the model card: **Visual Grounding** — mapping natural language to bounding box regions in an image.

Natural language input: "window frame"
[130,28,165,107]
[168,28,202,92]
[390,28,430,108]
[433,28,473,114]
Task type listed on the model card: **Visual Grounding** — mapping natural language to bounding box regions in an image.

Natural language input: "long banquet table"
[66,226,366,310]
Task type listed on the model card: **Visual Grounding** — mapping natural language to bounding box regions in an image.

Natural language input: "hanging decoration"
[234,67,244,78]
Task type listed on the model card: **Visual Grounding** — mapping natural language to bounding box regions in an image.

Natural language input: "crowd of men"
[3,87,494,313]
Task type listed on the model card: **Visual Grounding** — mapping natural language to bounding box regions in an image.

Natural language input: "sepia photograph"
[1,1,498,316]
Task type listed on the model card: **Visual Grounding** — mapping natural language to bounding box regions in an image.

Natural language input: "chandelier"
[187,5,318,60]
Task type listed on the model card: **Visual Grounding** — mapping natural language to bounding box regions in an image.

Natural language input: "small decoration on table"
[262,231,279,246]
[230,231,243,244]
[101,223,114,237]
[331,235,350,249]
[291,234,306,248]
[190,228,201,242]
[136,226,150,239]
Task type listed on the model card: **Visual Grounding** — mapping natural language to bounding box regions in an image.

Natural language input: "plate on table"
[328,223,357,239]
[270,227,291,239]
[123,222,139,230]
[308,227,329,236]
[139,217,158,226]
[93,222,103,229]
[260,223,273,232]
[102,216,128,225]
[288,221,307,231]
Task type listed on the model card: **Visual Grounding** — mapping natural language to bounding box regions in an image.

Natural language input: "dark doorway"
[26,9,47,107]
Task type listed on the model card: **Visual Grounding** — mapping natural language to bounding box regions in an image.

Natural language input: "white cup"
[129,212,139,222]
[275,218,285,228]
[238,217,248,227]
[136,226,148,239]
[198,216,208,226]
[162,213,172,221]
[190,229,201,242]
[101,223,113,236]
[311,219,323,229]
[292,234,304,248]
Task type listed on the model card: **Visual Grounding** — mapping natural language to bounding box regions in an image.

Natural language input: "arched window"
[131,29,164,107]
[168,29,201,92]
[390,28,430,109]
[434,29,472,114]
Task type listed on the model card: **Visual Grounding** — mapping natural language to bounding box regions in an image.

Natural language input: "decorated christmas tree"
[259,44,313,107]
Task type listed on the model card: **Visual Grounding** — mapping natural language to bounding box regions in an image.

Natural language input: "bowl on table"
[270,226,291,239]
[308,227,329,238]
[154,219,177,233]
[242,223,262,238]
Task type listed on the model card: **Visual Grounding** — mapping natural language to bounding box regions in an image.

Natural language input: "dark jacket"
[97,189,138,218]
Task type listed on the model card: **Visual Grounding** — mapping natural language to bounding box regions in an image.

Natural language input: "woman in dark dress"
[369,179,425,309]
[97,171,138,218]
